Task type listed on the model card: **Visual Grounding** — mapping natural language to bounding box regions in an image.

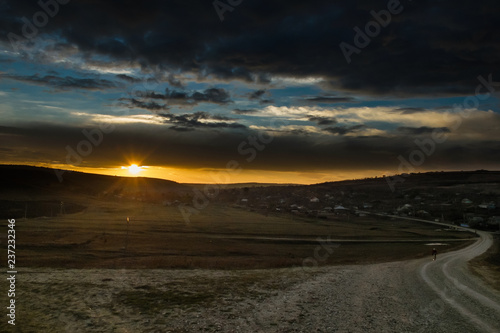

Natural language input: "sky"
[0,0,499,184]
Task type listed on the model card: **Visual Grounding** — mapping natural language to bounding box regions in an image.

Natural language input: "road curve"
[419,231,500,332]
[232,230,500,332]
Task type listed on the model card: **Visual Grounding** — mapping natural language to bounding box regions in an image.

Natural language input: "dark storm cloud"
[392,107,427,114]
[166,74,185,88]
[259,99,274,105]
[2,123,500,172]
[323,124,366,135]
[131,88,232,105]
[159,111,246,131]
[118,98,169,111]
[116,74,141,83]
[232,108,258,115]
[248,90,266,100]
[304,96,355,103]
[189,88,232,104]
[396,126,451,135]
[1,0,499,179]
[210,114,236,121]
[1,0,496,96]
[1,73,118,91]
[307,116,337,126]
[117,87,232,110]
[135,91,167,100]
[0,1,471,96]
[433,105,454,111]
[247,89,273,104]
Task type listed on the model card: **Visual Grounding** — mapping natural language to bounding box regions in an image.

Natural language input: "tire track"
[419,231,500,333]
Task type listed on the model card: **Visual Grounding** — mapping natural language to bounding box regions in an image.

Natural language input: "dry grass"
[1,198,476,270]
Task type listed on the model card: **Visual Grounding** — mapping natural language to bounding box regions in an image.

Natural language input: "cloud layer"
[0,0,499,181]
[1,0,499,94]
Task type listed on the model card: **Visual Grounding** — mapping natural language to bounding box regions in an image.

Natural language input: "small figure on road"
[432,248,437,261]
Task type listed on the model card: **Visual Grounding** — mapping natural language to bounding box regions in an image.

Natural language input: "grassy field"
[2,198,476,269]
[0,196,488,332]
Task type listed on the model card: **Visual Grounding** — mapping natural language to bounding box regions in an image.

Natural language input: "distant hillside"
[315,170,500,191]
[0,165,191,199]
[186,182,300,189]
[211,170,500,231]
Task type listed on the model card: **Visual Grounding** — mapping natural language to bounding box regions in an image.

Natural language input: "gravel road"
[185,231,500,332]
[418,231,499,333]
[7,232,499,332]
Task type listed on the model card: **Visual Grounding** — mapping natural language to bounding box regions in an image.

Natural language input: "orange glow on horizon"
[2,162,390,185]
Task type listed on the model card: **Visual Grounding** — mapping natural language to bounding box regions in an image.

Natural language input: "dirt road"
[5,232,499,332]
[418,231,500,333]
[182,231,500,332]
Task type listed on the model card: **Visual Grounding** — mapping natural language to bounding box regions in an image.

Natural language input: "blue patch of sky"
[266,86,324,107]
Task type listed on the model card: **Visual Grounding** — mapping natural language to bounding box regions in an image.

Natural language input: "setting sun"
[129,164,141,174]
[121,164,143,175]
